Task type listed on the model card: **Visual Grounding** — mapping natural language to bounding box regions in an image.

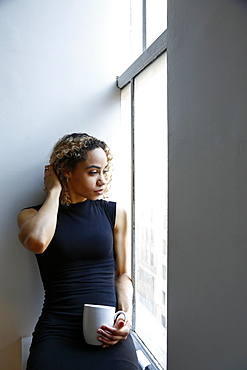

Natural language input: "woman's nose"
[98,173,107,185]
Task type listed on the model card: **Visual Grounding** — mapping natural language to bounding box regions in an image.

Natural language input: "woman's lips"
[94,189,104,194]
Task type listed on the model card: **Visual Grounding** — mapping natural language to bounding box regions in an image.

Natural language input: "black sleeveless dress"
[26,199,139,370]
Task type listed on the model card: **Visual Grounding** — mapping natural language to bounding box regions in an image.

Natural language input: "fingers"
[44,164,53,173]
[116,320,125,330]
[44,164,62,192]
[97,321,129,348]
[44,165,50,190]
[44,165,51,178]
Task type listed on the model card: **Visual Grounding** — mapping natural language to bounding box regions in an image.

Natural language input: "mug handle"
[113,310,127,325]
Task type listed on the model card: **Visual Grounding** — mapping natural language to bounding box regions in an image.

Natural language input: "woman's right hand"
[44,165,62,193]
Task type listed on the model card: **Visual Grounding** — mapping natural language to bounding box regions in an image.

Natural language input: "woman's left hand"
[97,317,130,348]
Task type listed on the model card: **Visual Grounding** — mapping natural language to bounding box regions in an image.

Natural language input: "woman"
[17,133,139,369]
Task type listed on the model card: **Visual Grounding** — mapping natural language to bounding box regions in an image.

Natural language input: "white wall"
[0,1,130,368]
[167,0,247,369]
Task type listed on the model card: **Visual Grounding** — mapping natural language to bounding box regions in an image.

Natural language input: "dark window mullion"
[116,30,167,89]
[143,0,147,51]
[131,78,136,331]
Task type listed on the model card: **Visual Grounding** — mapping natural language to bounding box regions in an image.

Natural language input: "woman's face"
[65,148,108,203]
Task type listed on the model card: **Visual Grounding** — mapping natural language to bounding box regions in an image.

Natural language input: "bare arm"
[114,206,133,323]
[17,165,62,254]
[97,206,133,347]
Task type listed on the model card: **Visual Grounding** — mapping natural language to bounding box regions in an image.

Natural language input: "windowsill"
[131,331,166,370]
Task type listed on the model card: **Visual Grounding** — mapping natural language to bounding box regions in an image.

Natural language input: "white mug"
[83,304,126,346]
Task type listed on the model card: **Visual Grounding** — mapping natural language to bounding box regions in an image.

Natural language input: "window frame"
[116,30,167,89]
[117,29,167,370]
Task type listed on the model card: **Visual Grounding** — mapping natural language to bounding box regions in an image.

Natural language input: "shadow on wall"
[0,339,21,369]
[0,77,120,370]
[0,169,45,368]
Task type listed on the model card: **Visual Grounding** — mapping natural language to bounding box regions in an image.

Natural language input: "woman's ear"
[63,169,72,179]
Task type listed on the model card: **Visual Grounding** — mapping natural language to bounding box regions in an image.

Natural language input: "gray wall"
[167,0,247,369]
[0,1,130,368]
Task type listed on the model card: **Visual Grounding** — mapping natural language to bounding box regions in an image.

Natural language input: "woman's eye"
[88,169,108,176]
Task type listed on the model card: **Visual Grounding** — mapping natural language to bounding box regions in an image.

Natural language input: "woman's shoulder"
[17,204,42,229]
[21,204,43,212]
[94,199,116,209]
[94,199,116,228]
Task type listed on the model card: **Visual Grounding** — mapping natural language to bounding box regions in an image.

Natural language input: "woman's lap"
[27,334,139,370]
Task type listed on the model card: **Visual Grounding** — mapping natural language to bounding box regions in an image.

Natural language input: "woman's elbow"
[18,233,47,254]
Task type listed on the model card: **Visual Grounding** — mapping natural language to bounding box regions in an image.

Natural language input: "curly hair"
[49,133,113,205]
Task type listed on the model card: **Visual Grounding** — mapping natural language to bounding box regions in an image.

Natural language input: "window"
[145,0,167,48]
[129,0,167,63]
[117,3,167,369]
[134,52,167,370]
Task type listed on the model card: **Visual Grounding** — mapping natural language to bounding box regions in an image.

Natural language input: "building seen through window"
[119,2,167,368]
[134,52,167,369]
